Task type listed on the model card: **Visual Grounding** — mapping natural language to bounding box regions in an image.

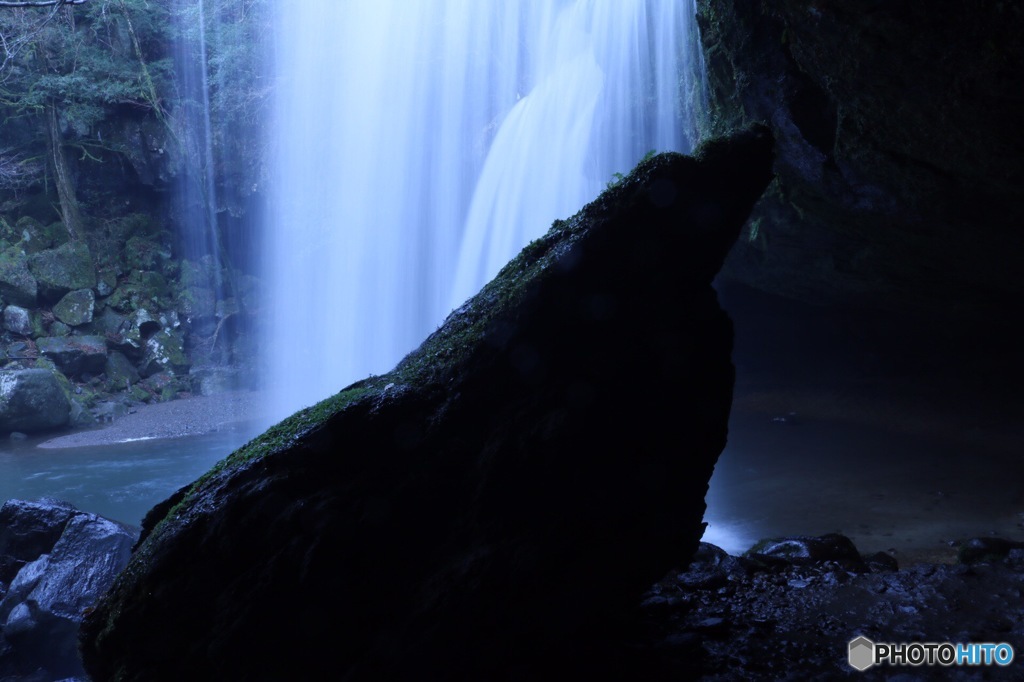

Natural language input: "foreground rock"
[0,499,137,681]
[80,127,774,680]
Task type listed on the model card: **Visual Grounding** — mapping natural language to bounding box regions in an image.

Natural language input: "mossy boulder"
[104,270,170,314]
[8,216,67,254]
[0,369,71,433]
[0,247,38,308]
[2,306,32,337]
[107,308,160,360]
[80,127,775,681]
[104,351,140,391]
[29,311,47,339]
[127,384,151,403]
[48,320,72,337]
[95,266,118,297]
[176,257,220,321]
[52,289,96,327]
[27,241,97,303]
[190,367,238,396]
[90,307,127,337]
[138,330,190,378]
[13,216,51,253]
[175,285,217,320]
[140,371,189,402]
[179,255,219,289]
[124,236,171,272]
[36,336,108,378]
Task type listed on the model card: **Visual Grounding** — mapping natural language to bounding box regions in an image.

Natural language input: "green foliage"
[181,0,269,124]
[0,0,176,229]
[0,0,271,242]
[1,0,173,123]
[168,0,270,189]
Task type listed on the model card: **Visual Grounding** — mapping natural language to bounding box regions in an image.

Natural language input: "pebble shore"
[37,391,270,449]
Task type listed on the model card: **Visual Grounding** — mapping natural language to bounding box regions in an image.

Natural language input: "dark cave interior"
[713,280,1024,564]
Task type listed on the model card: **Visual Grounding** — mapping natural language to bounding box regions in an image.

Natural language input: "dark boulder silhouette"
[80,126,774,681]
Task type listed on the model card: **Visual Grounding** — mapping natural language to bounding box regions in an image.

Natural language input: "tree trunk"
[46,100,84,241]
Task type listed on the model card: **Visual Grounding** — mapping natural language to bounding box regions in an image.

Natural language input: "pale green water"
[0,424,260,527]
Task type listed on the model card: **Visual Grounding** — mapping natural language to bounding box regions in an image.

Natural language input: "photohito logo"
[848,636,1015,671]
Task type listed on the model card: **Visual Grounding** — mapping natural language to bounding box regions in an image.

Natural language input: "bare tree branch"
[0,0,80,82]
[0,148,44,189]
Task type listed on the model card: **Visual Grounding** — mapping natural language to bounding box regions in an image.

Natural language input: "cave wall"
[697,0,1024,318]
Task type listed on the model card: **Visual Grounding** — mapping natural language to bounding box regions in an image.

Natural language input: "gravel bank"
[37,392,270,449]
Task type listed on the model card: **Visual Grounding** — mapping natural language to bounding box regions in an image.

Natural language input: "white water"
[173,0,223,286]
[263,0,705,421]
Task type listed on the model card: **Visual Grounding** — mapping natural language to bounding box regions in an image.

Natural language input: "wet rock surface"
[79,128,774,681]
[0,369,71,433]
[0,499,136,682]
[638,538,1024,680]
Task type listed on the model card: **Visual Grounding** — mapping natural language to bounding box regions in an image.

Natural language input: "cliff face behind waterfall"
[0,1,269,434]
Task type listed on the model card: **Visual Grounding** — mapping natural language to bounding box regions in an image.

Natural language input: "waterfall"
[263,0,705,422]
[171,0,228,365]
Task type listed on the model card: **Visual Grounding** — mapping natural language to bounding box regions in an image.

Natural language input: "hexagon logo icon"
[848,636,875,671]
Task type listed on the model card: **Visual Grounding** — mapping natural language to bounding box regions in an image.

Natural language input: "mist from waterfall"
[173,1,222,282]
[171,0,230,370]
[263,0,705,422]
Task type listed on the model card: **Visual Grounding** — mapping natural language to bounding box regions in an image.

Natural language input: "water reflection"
[705,404,1024,563]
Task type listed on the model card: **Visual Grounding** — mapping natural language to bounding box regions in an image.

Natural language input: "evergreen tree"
[0,0,172,237]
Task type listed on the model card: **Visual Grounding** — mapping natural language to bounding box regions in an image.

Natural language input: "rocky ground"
[645,285,1024,679]
[35,390,267,449]
[634,538,1024,680]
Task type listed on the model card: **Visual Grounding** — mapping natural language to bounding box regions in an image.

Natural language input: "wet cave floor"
[707,283,1024,566]
[632,283,1024,679]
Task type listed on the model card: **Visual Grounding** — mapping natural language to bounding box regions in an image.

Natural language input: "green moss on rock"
[36,335,108,377]
[124,236,171,272]
[14,216,53,253]
[53,289,96,327]
[104,351,140,391]
[0,247,38,308]
[0,367,72,432]
[28,241,97,302]
[139,330,190,377]
[105,270,170,314]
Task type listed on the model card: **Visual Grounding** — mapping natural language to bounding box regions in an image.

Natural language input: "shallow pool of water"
[0,424,261,527]
[705,403,1024,563]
